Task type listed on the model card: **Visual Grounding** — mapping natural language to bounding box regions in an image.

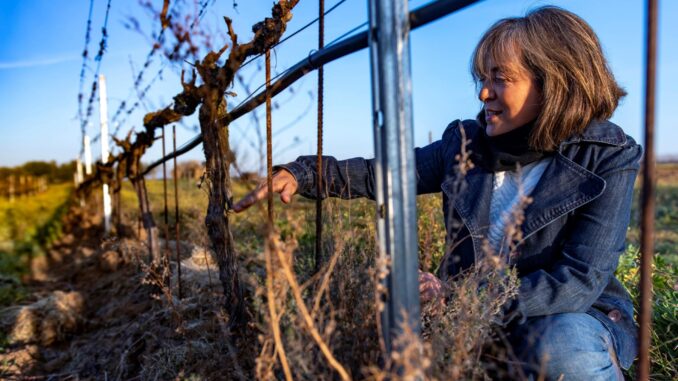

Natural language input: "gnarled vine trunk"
[199,88,244,325]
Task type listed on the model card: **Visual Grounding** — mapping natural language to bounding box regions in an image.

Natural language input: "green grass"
[617,246,678,380]
[623,179,678,379]
[628,184,678,267]
[0,183,72,306]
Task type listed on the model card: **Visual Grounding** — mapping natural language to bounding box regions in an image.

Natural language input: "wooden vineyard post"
[134,174,161,264]
[162,126,171,288]
[112,162,125,232]
[118,134,162,264]
[173,125,183,299]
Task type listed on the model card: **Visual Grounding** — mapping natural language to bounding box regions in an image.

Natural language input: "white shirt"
[487,158,551,256]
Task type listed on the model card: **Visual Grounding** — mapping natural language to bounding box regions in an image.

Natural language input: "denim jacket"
[279,119,642,368]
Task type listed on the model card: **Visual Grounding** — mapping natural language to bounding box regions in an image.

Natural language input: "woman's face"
[478,58,542,136]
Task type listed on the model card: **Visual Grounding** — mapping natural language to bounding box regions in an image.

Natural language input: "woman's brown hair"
[472,6,626,151]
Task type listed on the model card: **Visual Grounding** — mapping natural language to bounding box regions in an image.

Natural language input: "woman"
[234,6,640,380]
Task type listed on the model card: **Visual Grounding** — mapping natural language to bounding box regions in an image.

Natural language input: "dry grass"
[10,148,674,380]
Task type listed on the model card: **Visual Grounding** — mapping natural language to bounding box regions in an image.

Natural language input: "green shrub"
[616,245,678,380]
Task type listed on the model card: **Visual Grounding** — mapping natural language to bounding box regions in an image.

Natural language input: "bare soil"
[0,203,246,380]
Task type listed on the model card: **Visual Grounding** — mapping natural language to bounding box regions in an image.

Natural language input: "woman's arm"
[233,121,459,212]
[275,155,378,200]
[281,121,461,199]
[280,137,448,201]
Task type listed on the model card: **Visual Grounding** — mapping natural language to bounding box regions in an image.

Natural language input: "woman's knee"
[509,313,623,380]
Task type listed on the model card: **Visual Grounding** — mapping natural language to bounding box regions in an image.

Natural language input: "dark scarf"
[475,121,550,172]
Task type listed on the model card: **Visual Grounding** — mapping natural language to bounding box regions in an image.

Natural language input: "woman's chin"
[485,124,501,137]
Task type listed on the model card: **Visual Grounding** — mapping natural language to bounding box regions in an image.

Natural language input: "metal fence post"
[368,0,421,354]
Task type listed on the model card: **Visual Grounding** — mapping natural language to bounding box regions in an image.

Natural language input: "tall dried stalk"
[263,231,293,381]
[269,234,351,381]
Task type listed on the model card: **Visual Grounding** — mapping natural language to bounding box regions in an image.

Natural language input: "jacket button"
[608,309,622,322]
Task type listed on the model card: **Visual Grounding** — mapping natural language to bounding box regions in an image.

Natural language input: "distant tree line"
[0,161,76,184]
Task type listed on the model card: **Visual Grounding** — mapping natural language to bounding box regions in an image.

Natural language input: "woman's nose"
[478,82,495,102]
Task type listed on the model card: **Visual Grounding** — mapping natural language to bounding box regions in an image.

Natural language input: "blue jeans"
[508,313,624,380]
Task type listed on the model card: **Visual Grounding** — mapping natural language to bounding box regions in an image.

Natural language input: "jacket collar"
[445,155,605,259]
[443,119,615,258]
[560,119,627,148]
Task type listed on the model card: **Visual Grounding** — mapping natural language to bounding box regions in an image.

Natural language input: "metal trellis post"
[638,0,658,379]
[368,0,421,354]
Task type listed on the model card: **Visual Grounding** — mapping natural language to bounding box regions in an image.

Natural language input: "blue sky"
[0,0,676,170]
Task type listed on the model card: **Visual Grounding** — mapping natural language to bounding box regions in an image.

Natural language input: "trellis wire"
[81,0,114,150]
[103,0,219,148]
[77,0,96,155]
[142,0,482,177]
[229,0,351,109]
[115,0,206,123]
[108,0,185,138]
[190,0,217,30]
[239,0,349,71]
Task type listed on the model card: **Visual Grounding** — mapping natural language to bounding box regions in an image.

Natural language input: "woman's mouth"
[486,109,502,121]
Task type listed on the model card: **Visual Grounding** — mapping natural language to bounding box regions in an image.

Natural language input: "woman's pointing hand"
[232,169,298,213]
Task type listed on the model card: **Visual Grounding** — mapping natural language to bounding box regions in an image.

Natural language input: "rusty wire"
[266,49,274,225]
[315,0,325,272]
[173,125,183,299]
